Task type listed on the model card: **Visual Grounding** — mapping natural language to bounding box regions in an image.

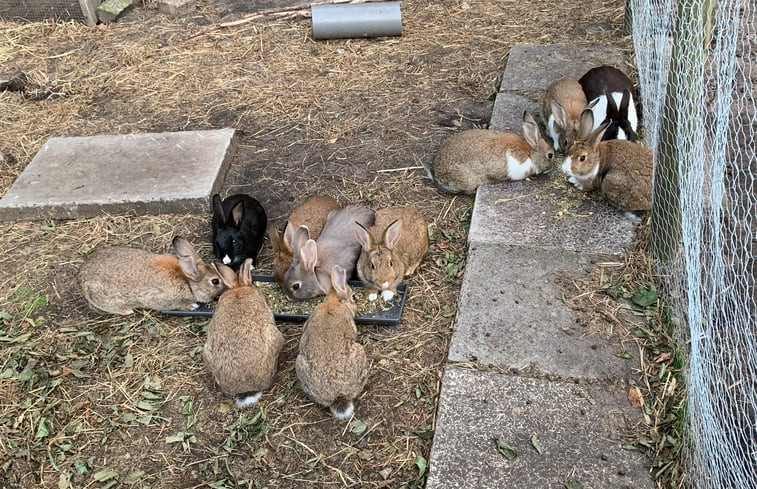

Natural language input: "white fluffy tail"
[234,391,262,408]
[329,398,355,420]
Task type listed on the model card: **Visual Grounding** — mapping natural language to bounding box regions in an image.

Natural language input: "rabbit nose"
[222,255,232,265]
[381,281,390,288]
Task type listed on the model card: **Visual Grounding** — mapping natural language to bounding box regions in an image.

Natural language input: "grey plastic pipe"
[311,2,402,40]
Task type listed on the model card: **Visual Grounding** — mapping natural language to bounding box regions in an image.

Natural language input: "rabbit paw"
[367,292,379,301]
[623,211,642,223]
[381,290,395,301]
[191,303,200,310]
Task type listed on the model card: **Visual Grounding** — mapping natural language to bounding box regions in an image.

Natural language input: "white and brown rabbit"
[579,65,639,141]
[268,195,341,285]
[541,79,589,151]
[283,204,375,300]
[203,258,284,408]
[561,109,652,214]
[354,206,428,302]
[295,265,369,420]
[79,236,225,315]
[430,112,555,194]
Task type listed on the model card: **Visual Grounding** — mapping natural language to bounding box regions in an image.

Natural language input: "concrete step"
[425,367,653,489]
[447,242,637,381]
[0,129,236,221]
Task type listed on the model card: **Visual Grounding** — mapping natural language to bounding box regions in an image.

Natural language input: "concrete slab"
[468,173,636,258]
[426,367,652,489]
[0,129,236,221]
[489,92,540,133]
[447,243,637,381]
[500,44,628,93]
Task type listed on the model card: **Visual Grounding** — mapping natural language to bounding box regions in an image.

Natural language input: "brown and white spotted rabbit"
[561,108,652,217]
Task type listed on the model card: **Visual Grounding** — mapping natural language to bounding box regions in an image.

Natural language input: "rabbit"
[79,236,225,315]
[212,193,268,269]
[429,112,556,194]
[561,108,652,214]
[541,78,589,152]
[295,265,369,420]
[578,65,639,141]
[283,204,375,300]
[268,195,341,285]
[203,258,284,408]
[354,206,428,302]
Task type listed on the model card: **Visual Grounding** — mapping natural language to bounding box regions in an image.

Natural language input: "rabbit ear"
[589,120,611,148]
[619,89,630,115]
[605,90,623,118]
[384,219,403,249]
[213,261,237,288]
[522,119,539,148]
[173,236,201,281]
[522,111,537,126]
[238,258,253,286]
[300,239,318,272]
[230,200,245,228]
[354,221,372,249]
[291,225,310,253]
[330,265,349,299]
[267,223,282,253]
[551,101,567,128]
[212,194,226,226]
[579,108,595,138]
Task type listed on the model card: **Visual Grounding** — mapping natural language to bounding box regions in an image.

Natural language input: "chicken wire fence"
[629,0,757,487]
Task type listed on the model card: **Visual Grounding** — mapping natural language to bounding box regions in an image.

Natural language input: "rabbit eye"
[231,239,237,245]
[389,260,393,267]
[560,139,567,148]
[547,152,554,160]
[292,283,300,291]
[370,263,375,270]
[579,155,586,162]
[211,278,220,286]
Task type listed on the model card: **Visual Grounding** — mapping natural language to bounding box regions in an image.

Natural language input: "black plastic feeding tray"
[162,274,408,327]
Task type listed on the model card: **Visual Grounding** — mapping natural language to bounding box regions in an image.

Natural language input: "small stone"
[158,0,196,16]
[97,0,134,23]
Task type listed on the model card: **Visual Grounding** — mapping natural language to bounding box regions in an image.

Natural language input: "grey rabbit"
[283,204,375,300]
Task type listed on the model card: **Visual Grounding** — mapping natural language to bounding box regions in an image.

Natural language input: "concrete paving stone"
[97,0,134,23]
[468,173,636,258]
[426,367,652,489]
[447,242,637,381]
[489,92,541,133]
[0,129,236,221]
[500,43,628,93]
[158,0,196,16]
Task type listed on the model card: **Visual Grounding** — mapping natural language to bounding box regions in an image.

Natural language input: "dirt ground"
[0,1,640,488]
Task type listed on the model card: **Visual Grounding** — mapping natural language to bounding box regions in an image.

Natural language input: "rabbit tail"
[234,391,262,408]
[329,397,355,420]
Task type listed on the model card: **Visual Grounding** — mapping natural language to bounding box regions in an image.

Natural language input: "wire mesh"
[630,0,757,486]
[0,0,87,23]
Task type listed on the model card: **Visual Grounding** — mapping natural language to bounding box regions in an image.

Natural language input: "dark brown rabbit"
[79,236,224,315]
[203,259,284,408]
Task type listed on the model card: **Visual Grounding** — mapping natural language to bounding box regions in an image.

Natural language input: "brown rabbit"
[541,79,589,152]
[79,236,224,315]
[203,259,284,408]
[354,206,428,302]
[430,112,555,194]
[268,195,341,285]
[295,265,369,420]
[561,109,652,214]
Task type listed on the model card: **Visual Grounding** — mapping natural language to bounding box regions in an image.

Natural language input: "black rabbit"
[578,65,639,142]
[211,193,267,269]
